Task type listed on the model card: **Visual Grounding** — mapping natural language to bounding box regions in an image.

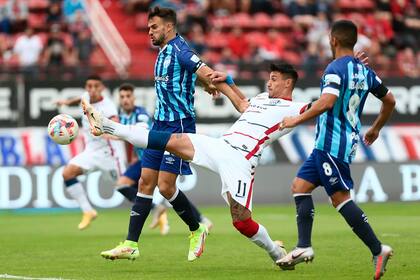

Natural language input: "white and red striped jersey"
[81,92,121,151]
[222,92,308,166]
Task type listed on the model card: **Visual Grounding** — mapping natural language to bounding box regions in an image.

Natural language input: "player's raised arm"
[196,68,249,113]
[280,93,337,130]
[55,96,81,106]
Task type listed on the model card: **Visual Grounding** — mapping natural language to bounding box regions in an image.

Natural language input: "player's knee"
[291,179,300,193]
[116,176,135,188]
[232,218,259,238]
[138,177,154,194]
[62,166,78,181]
[157,183,175,199]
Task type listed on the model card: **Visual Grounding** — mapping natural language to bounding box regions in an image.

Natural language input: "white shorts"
[187,134,255,211]
[69,146,126,181]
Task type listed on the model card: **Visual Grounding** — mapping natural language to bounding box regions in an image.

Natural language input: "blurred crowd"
[0,0,95,78]
[130,0,420,79]
[1,0,420,79]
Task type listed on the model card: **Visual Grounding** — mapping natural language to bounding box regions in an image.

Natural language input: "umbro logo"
[329,177,339,185]
[130,211,140,216]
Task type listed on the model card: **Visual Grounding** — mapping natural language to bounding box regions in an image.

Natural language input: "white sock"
[66,182,94,213]
[103,118,149,148]
[249,224,280,261]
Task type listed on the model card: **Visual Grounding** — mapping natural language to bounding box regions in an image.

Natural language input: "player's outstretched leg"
[83,98,171,151]
[228,193,286,266]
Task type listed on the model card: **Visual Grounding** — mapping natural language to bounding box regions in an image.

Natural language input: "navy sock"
[126,195,153,242]
[338,200,382,256]
[295,195,315,248]
[117,185,138,203]
[169,190,199,231]
[64,178,78,188]
[189,201,202,222]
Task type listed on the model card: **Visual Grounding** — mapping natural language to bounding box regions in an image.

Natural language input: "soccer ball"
[47,114,79,145]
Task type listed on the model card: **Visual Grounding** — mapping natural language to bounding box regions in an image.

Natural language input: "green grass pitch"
[1,202,419,280]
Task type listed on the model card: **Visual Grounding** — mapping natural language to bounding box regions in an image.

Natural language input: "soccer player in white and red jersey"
[56,75,126,230]
[82,63,310,265]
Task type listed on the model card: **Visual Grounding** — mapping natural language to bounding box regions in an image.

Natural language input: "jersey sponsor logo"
[349,80,368,90]
[155,75,169,82]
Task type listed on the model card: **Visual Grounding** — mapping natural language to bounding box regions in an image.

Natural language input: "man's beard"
[152,34,165,46]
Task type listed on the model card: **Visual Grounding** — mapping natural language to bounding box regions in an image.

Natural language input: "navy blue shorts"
[142,117,195,175]
[297,149,354,196]
[123,160,142,182]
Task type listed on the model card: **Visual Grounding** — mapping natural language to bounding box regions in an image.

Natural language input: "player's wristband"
[226,75,235,86]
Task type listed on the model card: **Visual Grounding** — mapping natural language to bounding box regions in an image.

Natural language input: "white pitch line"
[0,274,73,280]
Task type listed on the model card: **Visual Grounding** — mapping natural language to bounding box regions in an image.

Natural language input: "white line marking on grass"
[0,274,73,280]
[381,233,400,237]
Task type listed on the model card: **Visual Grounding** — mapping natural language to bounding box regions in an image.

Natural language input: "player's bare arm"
[196,66,249,113]
[280,93,337,129]
[364,91,396,145]
[55,97,82,106]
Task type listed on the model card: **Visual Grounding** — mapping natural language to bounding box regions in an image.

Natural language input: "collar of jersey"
[160,34,179,53]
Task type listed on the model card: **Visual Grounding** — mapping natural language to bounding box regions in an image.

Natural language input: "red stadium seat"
[206,31,228,49]
[245,31,267,46]
[231,13,253,29]
[28,14,47,30]
[271,14,293,29]
[210,16,232,29]
[253,13,272,29]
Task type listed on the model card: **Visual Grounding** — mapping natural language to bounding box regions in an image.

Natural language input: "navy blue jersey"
[315,56,388,163]
[119,106,151,159]
[153,34,203,121]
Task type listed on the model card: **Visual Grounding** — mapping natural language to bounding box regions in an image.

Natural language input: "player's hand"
[355,51,369,66]
[363,127,379,145]
[207,71,227,83]
[203,82,221,99]
[279,116,299,130]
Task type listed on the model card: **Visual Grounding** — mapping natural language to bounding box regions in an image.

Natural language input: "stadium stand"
[0,0,419,79]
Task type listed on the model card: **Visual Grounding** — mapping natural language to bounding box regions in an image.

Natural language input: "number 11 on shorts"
[236,180,247,198]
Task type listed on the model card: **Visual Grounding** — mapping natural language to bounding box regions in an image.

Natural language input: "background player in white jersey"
[83,63,310,266]
[277,20,395,280]
[56,75,125,230]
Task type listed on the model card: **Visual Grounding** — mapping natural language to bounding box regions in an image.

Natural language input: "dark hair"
[86,74,102,82]
[270,63,298,88]
[119,83,135,92]
[148,6,177,25]
[331,20,358,49]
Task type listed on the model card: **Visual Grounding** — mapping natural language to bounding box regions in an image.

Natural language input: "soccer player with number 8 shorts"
[277,20,396,280]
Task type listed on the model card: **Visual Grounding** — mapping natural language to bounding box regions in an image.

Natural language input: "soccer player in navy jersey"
[277,20,395,279]
[100,6,247,262]
[115,83,212,235]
